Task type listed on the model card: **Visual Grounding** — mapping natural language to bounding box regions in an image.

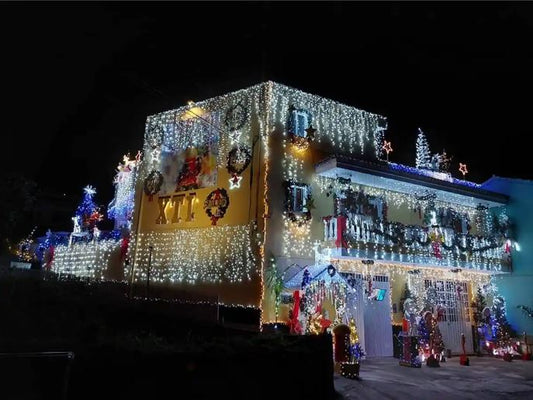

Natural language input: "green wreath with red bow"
[204,188,230,225]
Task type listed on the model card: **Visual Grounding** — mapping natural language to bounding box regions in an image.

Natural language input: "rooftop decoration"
[74,185,102,234]
[415,128,431,169]
[382,140,393,161]
[459,163,468,178]
[387,163,481,189]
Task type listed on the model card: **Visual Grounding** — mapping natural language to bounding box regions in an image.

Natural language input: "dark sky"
[3,2,533,208]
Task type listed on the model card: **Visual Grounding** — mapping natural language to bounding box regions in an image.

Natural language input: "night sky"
[3,3,533,212]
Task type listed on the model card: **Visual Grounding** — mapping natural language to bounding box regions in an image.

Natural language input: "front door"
[425,279,473,355]
[363,275,393,357]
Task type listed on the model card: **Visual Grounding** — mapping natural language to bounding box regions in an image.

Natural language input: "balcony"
[322,215,512,273]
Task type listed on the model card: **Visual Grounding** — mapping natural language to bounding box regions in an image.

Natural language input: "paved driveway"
[334,356,533,399]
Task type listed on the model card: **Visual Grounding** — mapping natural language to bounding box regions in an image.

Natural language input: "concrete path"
[334,356,533,399]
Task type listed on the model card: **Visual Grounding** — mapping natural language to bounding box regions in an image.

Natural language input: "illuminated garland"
[258,82,273,330]
[388,162,481,189]
[333,259,493,291]
[314,175,483,219]
[131,224,258,284]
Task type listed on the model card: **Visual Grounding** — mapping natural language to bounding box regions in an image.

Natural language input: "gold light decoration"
[459,163,468,178]
[349,318,359,345]
[382,140,393,161]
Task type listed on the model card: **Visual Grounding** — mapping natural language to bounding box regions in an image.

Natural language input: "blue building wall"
[482,176,533,337]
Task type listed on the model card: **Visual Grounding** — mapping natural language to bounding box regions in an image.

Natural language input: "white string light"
[129,224,258,285]
[51,239,122,280]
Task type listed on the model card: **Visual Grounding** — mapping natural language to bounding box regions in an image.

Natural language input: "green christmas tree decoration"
[399,282,417,313]
[471,287,487,354]
[492,296,515,349]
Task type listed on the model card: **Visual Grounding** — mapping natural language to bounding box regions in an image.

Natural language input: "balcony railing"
[322,214,512,273]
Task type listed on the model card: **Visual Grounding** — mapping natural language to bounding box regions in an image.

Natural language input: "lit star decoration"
[84,185,97,196]
[382,140,393,161]
[459,163,468,178]
[229,174,243,189]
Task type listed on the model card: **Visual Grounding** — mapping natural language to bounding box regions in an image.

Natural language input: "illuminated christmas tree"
[349,318,364,363]
[492,296,514,350]
[14,226,37,262]
[75,185,101,231]
[415,128,431,169]
[471,287,487,353]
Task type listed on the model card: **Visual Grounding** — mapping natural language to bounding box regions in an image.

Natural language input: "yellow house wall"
[133,109,264,308]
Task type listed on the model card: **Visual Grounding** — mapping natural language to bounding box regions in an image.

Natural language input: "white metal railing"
[323,217,337,241]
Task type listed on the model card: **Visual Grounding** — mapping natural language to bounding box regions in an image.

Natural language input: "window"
[293,110,309,137]
[288,107,312,138]
[283,180,313,224]
[291,184,308,213]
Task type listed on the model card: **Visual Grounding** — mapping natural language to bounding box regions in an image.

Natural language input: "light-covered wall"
[261,83,385,322]
[132,86,266,308]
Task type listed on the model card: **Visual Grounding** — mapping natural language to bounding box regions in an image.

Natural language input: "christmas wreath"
[144,170,164,197]
[224,102,248,132]
[204,188,230,225]
[147,122,164,148]
[227,145,252,175]
[282,180,313,226]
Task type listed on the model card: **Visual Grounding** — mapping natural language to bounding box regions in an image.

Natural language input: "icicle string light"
[333,259,493,294]
[142,82,385,181]
[270,83,385,157]
[130,224,258,284]
[51,239,122,279]
[314,175,484,218]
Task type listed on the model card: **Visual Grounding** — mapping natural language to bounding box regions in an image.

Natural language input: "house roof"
[316,154,509,207]
[147,81,386,122]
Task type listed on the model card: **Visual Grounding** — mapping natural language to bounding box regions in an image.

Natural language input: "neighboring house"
[481,176,533,337]
[52,82,517,356]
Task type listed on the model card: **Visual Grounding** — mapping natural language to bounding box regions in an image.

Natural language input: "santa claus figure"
[176,147,201,191]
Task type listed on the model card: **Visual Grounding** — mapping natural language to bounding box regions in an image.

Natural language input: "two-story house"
[52,82,515,356]
[128,82,512,355]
